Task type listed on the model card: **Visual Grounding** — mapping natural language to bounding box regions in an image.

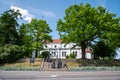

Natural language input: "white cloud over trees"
[10,5,33,23]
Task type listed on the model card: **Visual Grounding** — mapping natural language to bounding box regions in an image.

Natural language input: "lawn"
[0,61,41,71]
[66,62,79,69]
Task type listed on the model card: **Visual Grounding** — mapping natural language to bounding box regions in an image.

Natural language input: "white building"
[41,39,92,59]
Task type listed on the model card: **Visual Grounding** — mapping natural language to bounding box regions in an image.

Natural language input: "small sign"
[30,58,34,63]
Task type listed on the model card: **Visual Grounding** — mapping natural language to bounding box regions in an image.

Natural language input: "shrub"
[66,53,76,59]
[70,66,120,71]
[38,51,49,61]
[77,59,120,67]
[0,44,23,63]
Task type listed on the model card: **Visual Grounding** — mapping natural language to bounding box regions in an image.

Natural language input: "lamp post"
[55,45,58,68]
[48,47,51,62]
[48,47,51,69]
[58,46,62,62]
[54,45,58,62]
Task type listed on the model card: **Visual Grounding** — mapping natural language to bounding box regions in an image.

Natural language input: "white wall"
[40,42,91,59]
[86,53,92,59]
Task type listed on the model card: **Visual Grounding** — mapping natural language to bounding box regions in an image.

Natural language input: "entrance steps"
[41,62,69,71]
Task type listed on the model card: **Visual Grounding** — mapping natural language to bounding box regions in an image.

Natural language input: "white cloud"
[31,8,56,18]
[40,10,56,18]
[10,5,33,23]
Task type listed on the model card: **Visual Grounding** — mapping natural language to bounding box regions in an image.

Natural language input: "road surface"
[0,71,120,80]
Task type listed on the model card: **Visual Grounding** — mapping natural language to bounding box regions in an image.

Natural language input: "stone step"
[41,68,69,71]
[41,62,69,71]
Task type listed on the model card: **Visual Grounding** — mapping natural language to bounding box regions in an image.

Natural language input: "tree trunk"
[81,41,87,59]
[81,46,86,59]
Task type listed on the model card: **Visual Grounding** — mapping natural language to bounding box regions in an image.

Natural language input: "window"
[64,45,66,48]
[73,51,77,56]
[62,51,66,57]
[54,45,57,48]
[52,51,56,57]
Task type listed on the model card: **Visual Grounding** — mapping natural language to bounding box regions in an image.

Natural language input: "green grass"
[66,62,120,71]
[0,62,41,71]
[0,66,40,71]
[70,66,120,71]
[66,62,79,69]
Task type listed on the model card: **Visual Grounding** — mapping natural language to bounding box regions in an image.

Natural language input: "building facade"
[40,39,92,59]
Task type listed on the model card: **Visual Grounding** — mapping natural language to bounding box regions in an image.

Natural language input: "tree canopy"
[57,3,120,59]
[19,19,52,58]
[0,9,21,46]
[92,40,116,60]
[0,9,52,63]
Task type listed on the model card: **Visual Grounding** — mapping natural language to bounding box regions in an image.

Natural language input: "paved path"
[0,71,120,80]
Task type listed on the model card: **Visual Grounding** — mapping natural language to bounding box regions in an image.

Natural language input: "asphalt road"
[0,71,120,80]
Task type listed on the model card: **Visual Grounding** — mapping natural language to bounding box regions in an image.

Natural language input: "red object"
[52,39,62,43]
[85,49,91,53]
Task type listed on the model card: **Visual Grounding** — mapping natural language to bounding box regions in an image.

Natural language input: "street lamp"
[48,47,51,62]
[54,45,58,62]
[55,45,59,68]
[47,46,51,69]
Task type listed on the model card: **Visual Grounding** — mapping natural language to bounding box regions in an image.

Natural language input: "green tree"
[57,3,120,59]
[18,24,33,57]
[0,44,22,63]
[26,19,52,58]
[92,41,116,60]
[0,9,21,46]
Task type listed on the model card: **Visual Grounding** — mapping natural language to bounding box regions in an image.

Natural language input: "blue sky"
[0,0,120,39]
